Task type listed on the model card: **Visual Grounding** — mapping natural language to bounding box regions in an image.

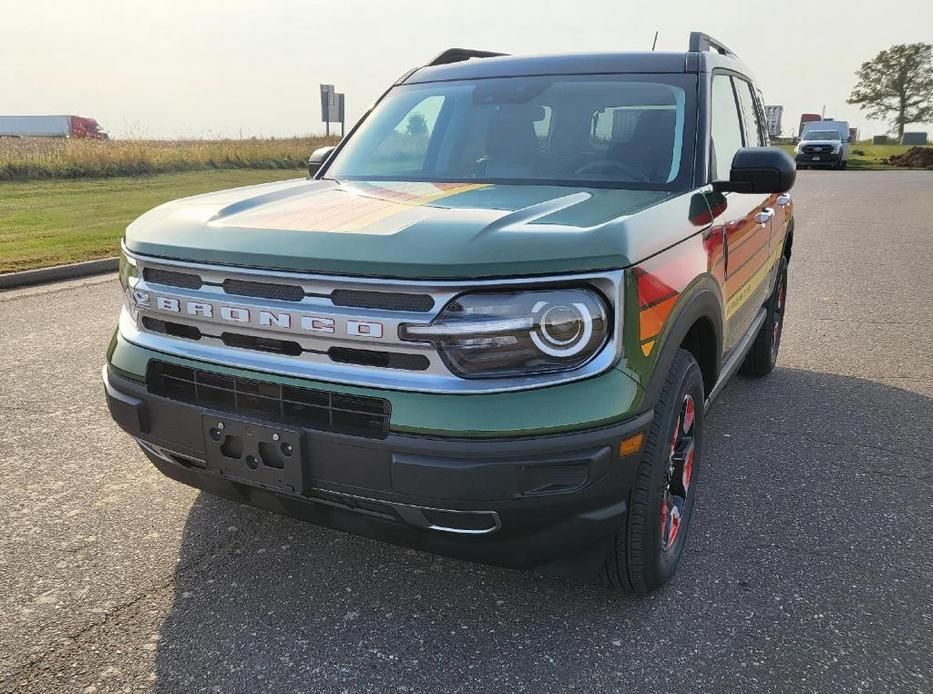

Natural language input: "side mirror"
[307,146,336,177]
[713,147,795,194]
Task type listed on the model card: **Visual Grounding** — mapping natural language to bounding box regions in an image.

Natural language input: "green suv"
[105,32,796,592]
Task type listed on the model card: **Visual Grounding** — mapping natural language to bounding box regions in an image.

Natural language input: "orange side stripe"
[639,294,678,341]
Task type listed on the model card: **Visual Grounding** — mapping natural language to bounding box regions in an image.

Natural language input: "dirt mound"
[887,146,933,168]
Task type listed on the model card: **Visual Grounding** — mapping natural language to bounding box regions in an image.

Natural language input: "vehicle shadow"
[152,366,931,692]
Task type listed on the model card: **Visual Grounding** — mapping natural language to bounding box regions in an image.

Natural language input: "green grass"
[777,142,924,169]
[0,169,302,273]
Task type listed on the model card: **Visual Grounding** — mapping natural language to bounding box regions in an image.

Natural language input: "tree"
[847,43,933,141]
[405,113,428,137]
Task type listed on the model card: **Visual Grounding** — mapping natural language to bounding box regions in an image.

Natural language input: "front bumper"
[795,152,842,166]
[104,364,652,576]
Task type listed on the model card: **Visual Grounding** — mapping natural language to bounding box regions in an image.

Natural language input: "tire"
[603,349,704,593]
[740,255,788,377]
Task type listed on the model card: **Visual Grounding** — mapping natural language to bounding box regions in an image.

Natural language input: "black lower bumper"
[795,152,842,166]
[104,366,652,576]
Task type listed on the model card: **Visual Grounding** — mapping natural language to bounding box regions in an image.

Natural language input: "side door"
[709,73,774,355]
[736,80,791,284]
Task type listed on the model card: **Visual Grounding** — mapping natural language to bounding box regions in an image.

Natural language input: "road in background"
[1,171,931,693]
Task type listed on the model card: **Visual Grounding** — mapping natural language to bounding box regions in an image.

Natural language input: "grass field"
[0,169,301,273]
[777,142,924,169]
[0,137,336,181]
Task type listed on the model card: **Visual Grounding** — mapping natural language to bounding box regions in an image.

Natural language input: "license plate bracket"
[812,156,821,161]
[202,414,303,493]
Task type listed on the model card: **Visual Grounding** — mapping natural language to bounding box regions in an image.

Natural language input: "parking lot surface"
[1,171,931,693]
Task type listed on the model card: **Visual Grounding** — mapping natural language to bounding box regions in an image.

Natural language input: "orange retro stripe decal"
[634,267,680,357]
[633,235,714,358]
[230,182,488,234]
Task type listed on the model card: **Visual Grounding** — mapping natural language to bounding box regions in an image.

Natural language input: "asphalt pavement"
[1,170,931,693]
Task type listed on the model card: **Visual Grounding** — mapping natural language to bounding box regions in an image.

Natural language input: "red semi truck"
[0,115,108,139]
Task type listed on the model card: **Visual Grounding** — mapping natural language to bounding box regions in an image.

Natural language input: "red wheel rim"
[771,269,786,359]
[660,393,696,551]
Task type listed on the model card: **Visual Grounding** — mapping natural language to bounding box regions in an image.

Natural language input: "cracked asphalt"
[1,170,931,693]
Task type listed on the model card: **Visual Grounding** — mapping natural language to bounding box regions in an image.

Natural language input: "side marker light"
[619,433,645,458]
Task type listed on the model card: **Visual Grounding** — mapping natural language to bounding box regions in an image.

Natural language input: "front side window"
[710,74,744,180]
[326,74,696,190]
[734,79,765,147]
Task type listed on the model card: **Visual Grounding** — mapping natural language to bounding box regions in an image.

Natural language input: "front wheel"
[740,255,788,377]
[603,349,704,592]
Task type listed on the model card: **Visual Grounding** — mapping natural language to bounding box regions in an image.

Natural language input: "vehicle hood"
[125,178,674,279]
[800,139,841,147]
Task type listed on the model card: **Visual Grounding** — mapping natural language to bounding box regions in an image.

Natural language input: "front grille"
[328,347,430,371]
[223,278,305,302]
[331,289,435,312]
[143,268,203,289]
[221,332,302,356]
[802,144,833,154]
[142,317,202,340]
[147,361,391,439]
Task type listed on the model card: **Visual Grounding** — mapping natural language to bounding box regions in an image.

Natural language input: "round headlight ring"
[530,300,595,358]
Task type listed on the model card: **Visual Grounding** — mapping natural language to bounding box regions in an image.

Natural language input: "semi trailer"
[0,115,108,139]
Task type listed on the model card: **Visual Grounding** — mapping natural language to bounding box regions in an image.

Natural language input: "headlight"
[118,250,136,293]
[832,144,841,153]
[399,288,610,378]
[118,250,148,317]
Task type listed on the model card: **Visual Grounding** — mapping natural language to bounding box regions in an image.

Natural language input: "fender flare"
[641,279,724,409]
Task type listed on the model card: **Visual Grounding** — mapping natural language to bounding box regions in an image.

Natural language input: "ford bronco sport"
[104,32,796,592]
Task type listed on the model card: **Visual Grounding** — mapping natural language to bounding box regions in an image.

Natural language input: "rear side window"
[710,74,743,180]
[734,79,765,146]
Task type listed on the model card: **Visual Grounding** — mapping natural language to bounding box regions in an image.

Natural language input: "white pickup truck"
[795,120,851,169]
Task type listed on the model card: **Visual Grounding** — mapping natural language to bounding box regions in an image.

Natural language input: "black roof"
[401,33,753,85]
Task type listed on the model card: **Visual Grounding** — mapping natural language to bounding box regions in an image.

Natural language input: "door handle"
[754,207,775,224]
[777,192,792,207]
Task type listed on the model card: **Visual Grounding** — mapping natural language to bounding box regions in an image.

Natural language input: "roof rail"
[427,48,508,67]
[688,31,736,57]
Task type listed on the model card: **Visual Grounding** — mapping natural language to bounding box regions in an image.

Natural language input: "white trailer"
[0,115,73,137]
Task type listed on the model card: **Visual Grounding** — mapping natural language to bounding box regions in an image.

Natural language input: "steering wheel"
[573,159,650,182]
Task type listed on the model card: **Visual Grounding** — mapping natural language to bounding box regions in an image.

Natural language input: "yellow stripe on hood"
[337,183,488,233]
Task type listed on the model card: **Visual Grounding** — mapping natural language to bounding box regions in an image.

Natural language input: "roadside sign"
[320,84,346,137]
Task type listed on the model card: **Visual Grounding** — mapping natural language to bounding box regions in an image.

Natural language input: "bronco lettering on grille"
[140,292,385,340]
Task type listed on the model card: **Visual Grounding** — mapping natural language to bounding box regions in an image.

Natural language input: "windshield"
[803,130,841,141]
[325,74,696,190]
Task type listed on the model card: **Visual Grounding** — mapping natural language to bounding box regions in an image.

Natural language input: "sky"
[2,0,932,140]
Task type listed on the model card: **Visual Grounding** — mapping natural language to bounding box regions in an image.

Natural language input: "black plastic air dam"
[103,365,653,575]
